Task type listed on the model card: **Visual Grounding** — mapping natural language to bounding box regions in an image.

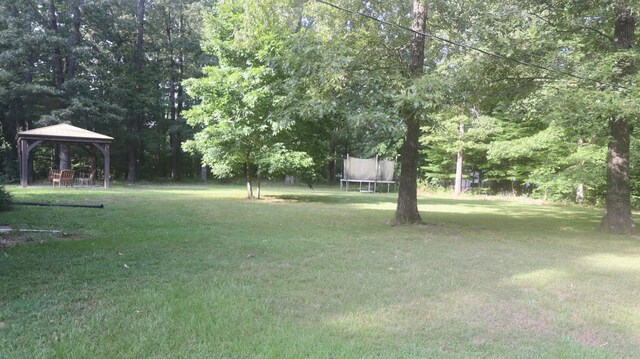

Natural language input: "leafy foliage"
[0,185,12,211]
[184,0,324,196]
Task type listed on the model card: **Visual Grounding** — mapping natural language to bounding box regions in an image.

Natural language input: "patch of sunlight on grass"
[350,202,397,210]
[424,204,502,214]
[580,254,640,273]
[326,307,398,336]
[508,269,570,287]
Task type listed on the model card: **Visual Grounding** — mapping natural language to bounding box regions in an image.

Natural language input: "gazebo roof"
[18,124,113,143]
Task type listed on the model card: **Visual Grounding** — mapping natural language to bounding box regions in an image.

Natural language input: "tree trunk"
[327,145,336,184]
[128,0,146,183]
[576,138,585,203]
[599,117,634,233]
[201,164,207,182]
[576,183,585,203]
[59,143,70,169]
[599,3,636,234]
[246,162,254,199]
[171,17,185,181]
[48,0,64,89]
[173,83,184,179]
[454,121,464,196]
[65,1,81,78]
[167,14,180,181]
[257,171,261,199]
[128,119,140,183]
[394,0,428,225]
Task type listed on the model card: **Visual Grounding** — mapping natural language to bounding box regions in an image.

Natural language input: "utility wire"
[315,0,625,89]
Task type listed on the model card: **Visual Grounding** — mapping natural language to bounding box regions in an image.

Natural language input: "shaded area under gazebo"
[17,124,113,188]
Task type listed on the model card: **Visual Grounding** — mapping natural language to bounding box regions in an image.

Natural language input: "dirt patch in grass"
[485,301,556,335]
[573,327,609,347]
[0,236,32,247]
[259,196,290,204]
[0,233,94,247]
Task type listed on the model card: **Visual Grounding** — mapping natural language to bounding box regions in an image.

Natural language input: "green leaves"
[488,125,566,161]
[184,0,324,187]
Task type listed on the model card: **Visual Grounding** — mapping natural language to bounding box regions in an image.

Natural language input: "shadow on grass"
[265,193,396,205]
[267,192,556,209]
[265,192,614,235]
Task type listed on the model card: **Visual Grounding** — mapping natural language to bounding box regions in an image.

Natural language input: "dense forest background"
[2,0,640,209]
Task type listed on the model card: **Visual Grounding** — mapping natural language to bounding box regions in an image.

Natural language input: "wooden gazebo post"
[92,143,111,188]
[18,138,43,187]
[19,137,27,188]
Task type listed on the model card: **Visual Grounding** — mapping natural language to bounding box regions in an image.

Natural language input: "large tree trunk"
[394,0,428,225]
[128,0,146,183]
[59,144,71,169]
[599,3,636,234]
[599,117,634,233]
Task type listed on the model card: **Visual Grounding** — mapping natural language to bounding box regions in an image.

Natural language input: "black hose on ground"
[14,202,104,209]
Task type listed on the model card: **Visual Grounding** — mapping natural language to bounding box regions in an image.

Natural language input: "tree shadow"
[265,193,398,205]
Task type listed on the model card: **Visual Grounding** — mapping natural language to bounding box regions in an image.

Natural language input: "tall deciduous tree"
[184,0,317,199]
[599,2,637,233]
[394,0,427,224]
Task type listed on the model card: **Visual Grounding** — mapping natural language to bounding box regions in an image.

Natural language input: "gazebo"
[17,124,113,188]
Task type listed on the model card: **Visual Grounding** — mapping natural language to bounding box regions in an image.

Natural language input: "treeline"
[0,0,209,182]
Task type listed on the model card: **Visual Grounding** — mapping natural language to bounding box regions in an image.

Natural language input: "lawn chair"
[76,170,95,187]
[52,169,75,187]
[48,169,61,182]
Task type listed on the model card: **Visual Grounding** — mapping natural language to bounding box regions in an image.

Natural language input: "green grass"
[1,184,640,358]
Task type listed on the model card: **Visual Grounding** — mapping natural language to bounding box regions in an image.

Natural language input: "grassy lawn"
[1,184,640,358]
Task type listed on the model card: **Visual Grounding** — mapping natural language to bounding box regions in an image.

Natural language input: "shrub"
[0,185,13,211]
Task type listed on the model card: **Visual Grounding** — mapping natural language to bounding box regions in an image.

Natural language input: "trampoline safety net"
[343,157,395,181]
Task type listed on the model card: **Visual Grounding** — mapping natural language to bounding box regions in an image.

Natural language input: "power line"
[315,0,624,89]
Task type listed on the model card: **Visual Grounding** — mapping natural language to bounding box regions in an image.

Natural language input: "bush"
[0,185,13,211]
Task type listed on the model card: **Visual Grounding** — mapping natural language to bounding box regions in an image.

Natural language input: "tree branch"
[488,76,558,85]
[530,12,615,44]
